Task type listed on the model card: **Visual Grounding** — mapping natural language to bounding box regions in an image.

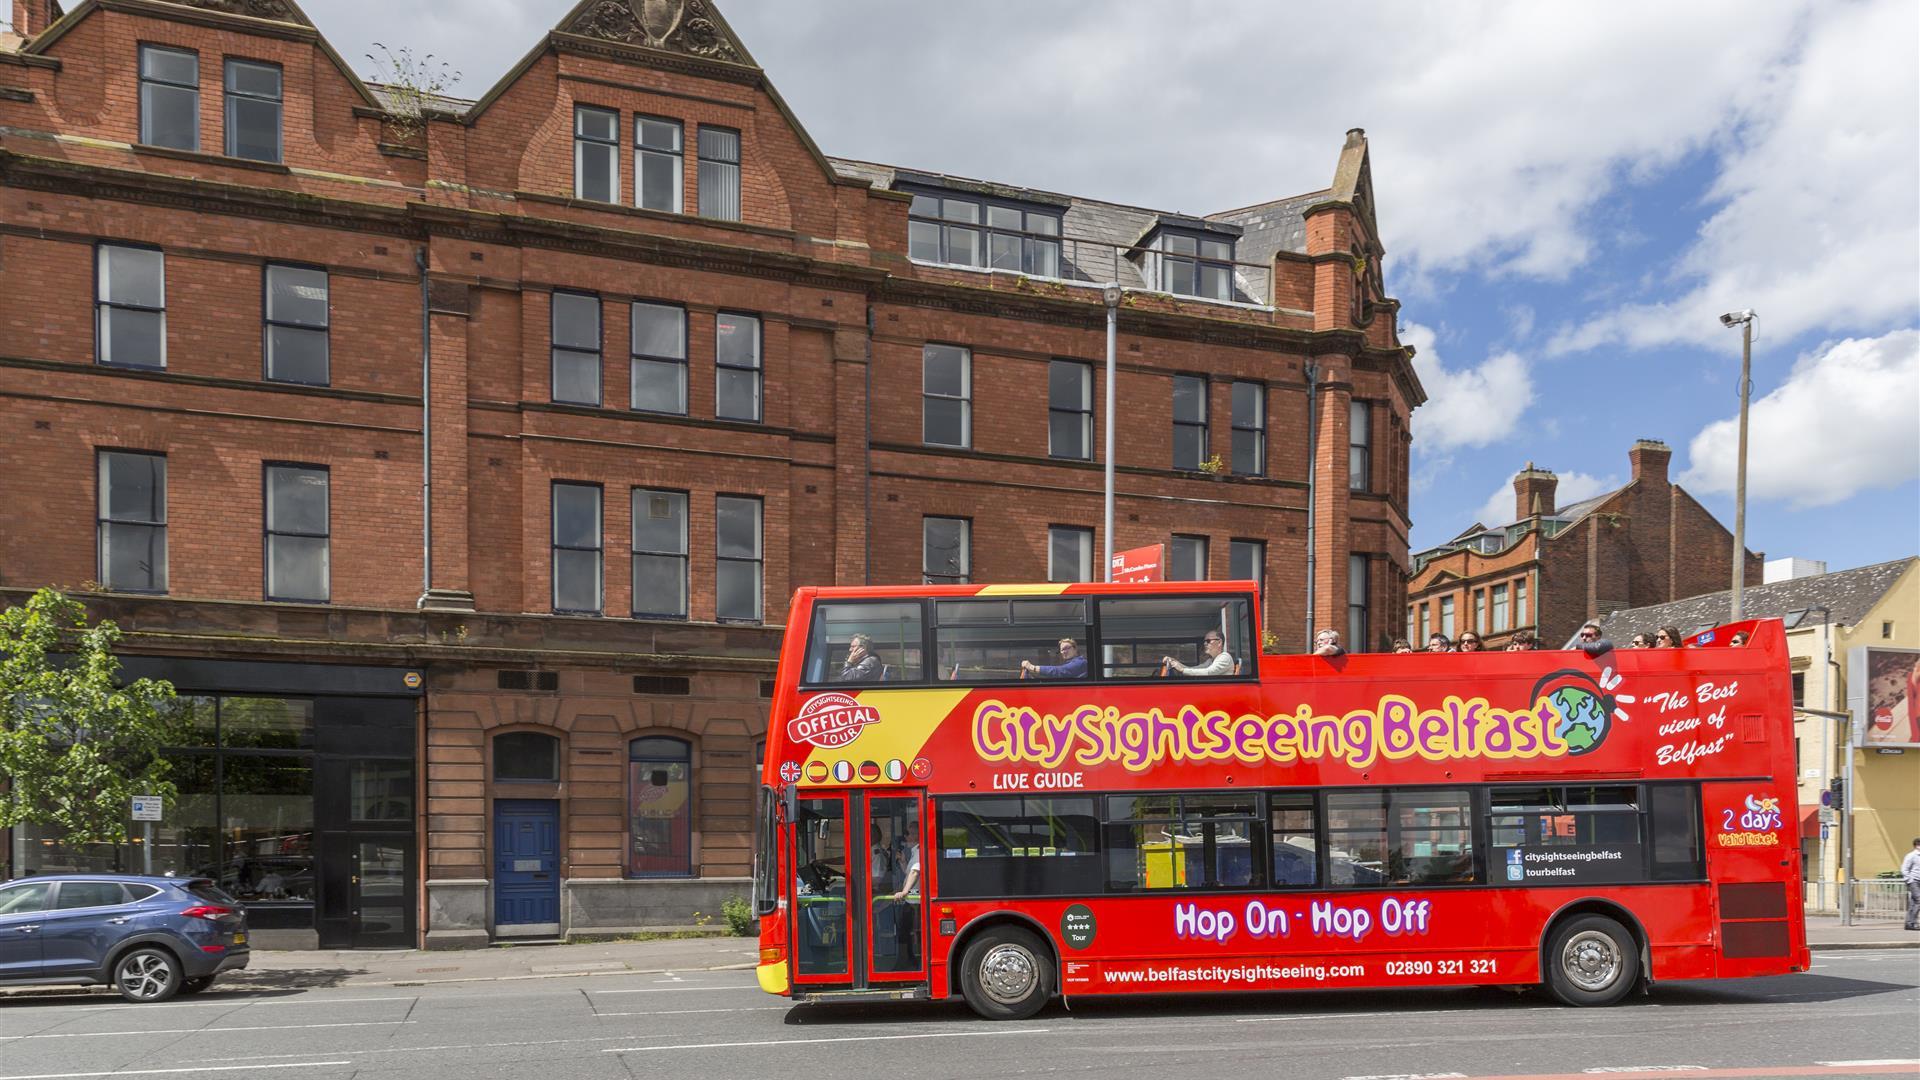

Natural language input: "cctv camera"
[1720,309,1755,327]
[1719,312,1737,327]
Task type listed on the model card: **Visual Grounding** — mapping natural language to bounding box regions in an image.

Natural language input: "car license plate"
[232,932,247,945]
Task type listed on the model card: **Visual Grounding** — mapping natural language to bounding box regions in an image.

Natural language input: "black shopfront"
[9,658,421,949]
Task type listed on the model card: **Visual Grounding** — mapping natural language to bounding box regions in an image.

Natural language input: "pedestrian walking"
[1903,837,1920,931]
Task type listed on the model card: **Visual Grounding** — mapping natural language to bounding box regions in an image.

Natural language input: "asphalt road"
[1,951,1915,1080]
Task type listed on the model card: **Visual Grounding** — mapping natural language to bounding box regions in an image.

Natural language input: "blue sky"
[314,0,1920,575]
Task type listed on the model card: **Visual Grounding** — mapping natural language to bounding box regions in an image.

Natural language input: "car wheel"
[114,947,183,1003]
[179,976,216,996]
[958,926,1053,1021]
[1544,914,1639,1006]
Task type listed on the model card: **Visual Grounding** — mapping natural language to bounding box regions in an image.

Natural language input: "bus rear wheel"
[1544,914,1639,1006]
[958,926,1053,1021]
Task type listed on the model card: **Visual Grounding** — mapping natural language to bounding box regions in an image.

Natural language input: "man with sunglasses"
[1570,621,1614,656]
[1164,631,1236,676]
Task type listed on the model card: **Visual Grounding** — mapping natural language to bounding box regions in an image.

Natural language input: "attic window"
[905,189,1062,277]
[1151,230,1234,300]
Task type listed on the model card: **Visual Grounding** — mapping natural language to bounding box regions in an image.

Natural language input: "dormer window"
[906,189,1062,278]
[1153,230,1234,300]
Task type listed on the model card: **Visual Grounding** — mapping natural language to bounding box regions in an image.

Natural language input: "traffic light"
[1827,776,1844,807]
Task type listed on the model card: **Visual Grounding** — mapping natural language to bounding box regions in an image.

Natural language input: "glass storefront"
[5,660,419,947]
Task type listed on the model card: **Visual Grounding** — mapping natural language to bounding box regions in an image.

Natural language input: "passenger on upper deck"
[839,633,883,682]
[1164,631,1235,676]
[1021,638,1088,679]
[1312,629,1346,657]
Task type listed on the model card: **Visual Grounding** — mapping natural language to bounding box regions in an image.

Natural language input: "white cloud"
[313,2,1817,278]
[1402,322,1535,454]
[1678,329,1920,508]
[1552,0,1920,353]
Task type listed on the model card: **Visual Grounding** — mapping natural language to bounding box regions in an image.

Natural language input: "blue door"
[494,799,560,936]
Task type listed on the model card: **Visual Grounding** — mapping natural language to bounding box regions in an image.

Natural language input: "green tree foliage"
[0,589,181,845]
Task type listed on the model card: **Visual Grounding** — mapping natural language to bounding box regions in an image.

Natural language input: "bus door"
[788,790,927,989]
[860,792,927,986]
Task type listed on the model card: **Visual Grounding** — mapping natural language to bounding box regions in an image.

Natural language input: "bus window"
[803,602,924,685]
[1105,793,1259,890]
[1327,789,1476,886]
[792,797,848,976]
[1648,783,1705,881]
[933,599,1089,683]
[1489,785,1643,885]
[936,796,1100,898]
[1268,792,1319,887]
[1097,596,1252,679]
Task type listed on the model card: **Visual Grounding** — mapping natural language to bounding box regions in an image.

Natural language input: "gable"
[561,0,752,65]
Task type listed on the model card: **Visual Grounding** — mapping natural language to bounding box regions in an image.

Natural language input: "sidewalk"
[218,933,762,991]
[1802,913,1918,951]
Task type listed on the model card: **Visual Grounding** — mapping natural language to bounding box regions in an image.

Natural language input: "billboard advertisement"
[1847,646,1920,748]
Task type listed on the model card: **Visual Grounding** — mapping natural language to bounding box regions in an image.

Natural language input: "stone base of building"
[564,876,752,932]
[421,876,754,946]
[424,878,491,949]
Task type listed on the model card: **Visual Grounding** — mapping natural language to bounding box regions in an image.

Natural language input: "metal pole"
[417,247,432,605]
[1102,285,1119,581]
[142,821,152,875]
[1730,318,1751,620]
[1303,362,1319,646]
[1840,719,1857,925]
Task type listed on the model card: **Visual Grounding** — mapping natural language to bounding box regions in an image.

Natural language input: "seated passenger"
[839,633,883,682]
[1021,637,1087,679]
[1312,629,1346,657]
[1163,631,1236,677]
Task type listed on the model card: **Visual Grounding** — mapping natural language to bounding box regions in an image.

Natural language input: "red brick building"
[0,0,1420,946]
[1406,440,1762,651]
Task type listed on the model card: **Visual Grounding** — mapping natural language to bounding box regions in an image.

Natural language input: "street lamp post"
[1719,310,1755,620]
[1102,283,1122,581]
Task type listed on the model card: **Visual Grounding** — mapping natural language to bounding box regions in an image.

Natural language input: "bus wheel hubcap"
[1562,931,1620,991]
[979,943,1037,1004]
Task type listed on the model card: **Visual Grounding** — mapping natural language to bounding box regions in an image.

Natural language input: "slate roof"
[1599,557,1917,636]
[829,158,1314,306]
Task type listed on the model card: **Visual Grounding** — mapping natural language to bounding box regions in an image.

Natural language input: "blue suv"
[0,875,250,1002]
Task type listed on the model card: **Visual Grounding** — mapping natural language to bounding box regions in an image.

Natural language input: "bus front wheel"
[1544,914,1639,1006]
[958,926,1053,1021]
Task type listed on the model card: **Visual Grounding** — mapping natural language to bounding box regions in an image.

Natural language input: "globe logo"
[1532,671,1616,756]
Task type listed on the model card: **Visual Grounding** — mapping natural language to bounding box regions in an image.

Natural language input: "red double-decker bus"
[753,581,1807,1019]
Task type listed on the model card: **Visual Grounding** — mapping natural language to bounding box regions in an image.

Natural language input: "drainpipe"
[1303,361,1319,646]
[417,246,432,603]
[863,304,874,585]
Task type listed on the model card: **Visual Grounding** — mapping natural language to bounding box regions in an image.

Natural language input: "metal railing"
[1804,878,1910,920]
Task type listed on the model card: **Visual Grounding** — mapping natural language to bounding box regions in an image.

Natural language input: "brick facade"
[1,0,1420,944]
[1408,440,1763,649]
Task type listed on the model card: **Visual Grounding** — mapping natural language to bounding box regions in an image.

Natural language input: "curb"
[1809,940,1919,951]
[0,960,759,1001]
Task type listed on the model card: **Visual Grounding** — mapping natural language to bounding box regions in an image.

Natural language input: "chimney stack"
[1513,462,1558,520]
[11,0,56,40]
[1629,438,1671,486]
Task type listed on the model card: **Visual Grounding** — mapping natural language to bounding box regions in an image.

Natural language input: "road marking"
[592,985,745,995]
[1584,1069,1708,1074]
[0,1062,349,1080]
[1344,1073,1469,1079]
[74,996,417,1012]
[0,1021,414,1041]
[603,1028,1051,1053]
[1815,1063,1920,1069]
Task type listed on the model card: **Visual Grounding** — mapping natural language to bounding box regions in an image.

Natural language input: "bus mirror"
[781,782,796,822]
